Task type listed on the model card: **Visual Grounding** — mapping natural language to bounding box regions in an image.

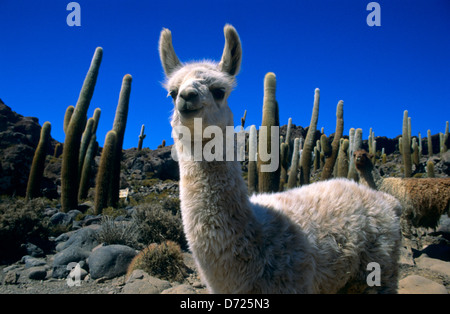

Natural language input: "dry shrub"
[131,202,186,249]
[96,215,140,248]
[126,240,187,282]
[380,178,450,232]
[0,197,50,263]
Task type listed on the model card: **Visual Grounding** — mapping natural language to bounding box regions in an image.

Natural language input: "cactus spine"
[61,47,103,212]
[248,125,258,194]
[402,110,412,177]
[138,124,146,151]
[299,88,320,185]
[257,72,280,193]
[26,122,51,199]
[94,131,117,214]
[321,100,343,180]
[109,74,132,208]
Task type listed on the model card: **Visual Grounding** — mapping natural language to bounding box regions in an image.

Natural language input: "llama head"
[159,25,242,140]
[354,149,374,172]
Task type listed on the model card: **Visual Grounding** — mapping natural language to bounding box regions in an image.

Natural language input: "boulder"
[88,244,137,280]
[27,267,48,280]
[399,275,447,294]
[21,255,46,269]
[52,227,99,278]
[49,212,73,227]
[121,270,172,294]
[415,255,450,278]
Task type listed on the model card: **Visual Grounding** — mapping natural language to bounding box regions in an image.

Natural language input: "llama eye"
[168,90,178,100]
[211,88,226,100]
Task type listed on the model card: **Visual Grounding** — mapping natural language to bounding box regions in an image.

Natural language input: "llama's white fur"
[159,25,402,293]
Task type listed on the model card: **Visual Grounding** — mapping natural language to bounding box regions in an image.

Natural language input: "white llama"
[158,25,402,293]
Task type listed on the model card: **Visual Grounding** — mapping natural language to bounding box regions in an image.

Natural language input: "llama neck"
[358,168,378,190]
[177,155,256,244]
[176,140,261,291]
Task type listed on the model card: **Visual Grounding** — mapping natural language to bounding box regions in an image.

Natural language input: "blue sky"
[1,0,449,150]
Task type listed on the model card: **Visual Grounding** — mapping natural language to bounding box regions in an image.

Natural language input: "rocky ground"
[0,208,449,294]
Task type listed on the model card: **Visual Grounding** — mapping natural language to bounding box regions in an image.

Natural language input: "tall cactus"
[61,47,103,212]
[94,131,117,214]
[287,138,300,189]
[26,122,51,199]
[109,74,132,208]
[299,88,320,185]
[78,134,97,201]
[444,121,449,152]
[248,125,258,194]
[347,128,362,181]
[321,100,343,179]
[427,129,433,156]
[63,106,75,134]
[402,110,412,177]
[137,124,146,151]
[337,138,350,178]
[279,142,289,189]
[257,72,280,193]
[78,118,94,179]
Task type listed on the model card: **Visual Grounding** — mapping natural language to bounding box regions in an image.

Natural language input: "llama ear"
[159,28,182,77]
[218,24,242,76]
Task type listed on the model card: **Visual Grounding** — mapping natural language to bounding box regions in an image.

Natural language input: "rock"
[52,227,99,278]
[161,284,197,294]
[21,255,47,268]
[399,275,447,294]
[28,267,48,280]
[121,270,172,294]
[415,255,450,278]
[43,207,59,217]
[437,215,450,234]
[3,271,19,285]
[49,212,73,227]
[399,245,415,266]
[67,209,82,221]
[88,244,137,280]
[22,242,44,257]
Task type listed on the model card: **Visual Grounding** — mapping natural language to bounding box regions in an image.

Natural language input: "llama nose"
[179,88,199,102]
[177,88,202,113]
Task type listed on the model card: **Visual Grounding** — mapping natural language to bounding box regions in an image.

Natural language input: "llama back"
[250,178,402,293]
